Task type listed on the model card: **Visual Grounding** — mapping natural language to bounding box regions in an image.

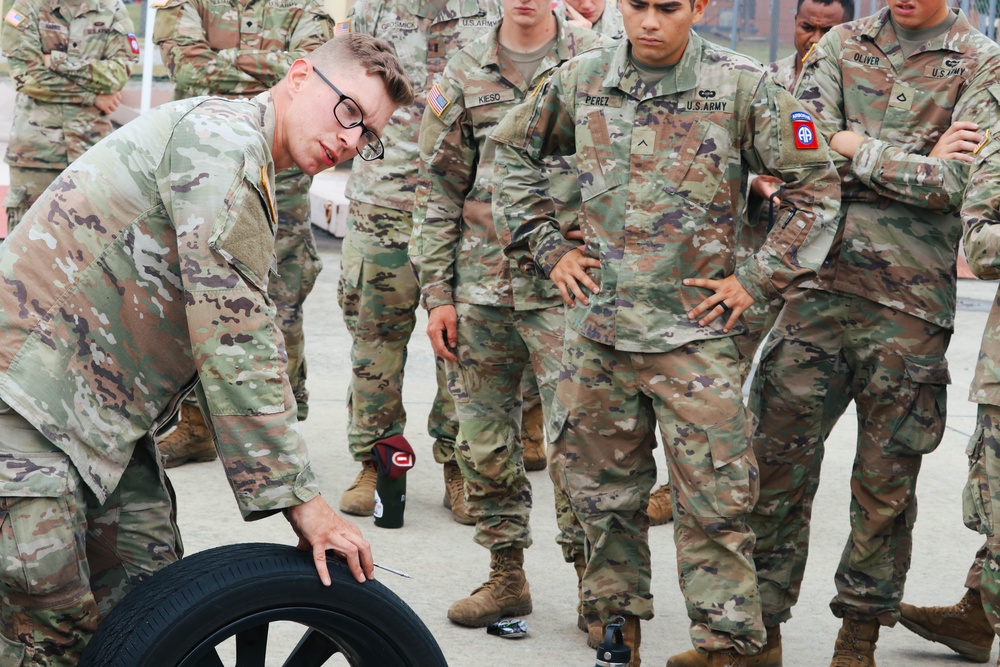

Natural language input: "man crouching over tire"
[0,33,413,667]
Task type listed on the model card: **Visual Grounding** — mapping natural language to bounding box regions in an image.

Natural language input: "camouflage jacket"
[153,0,333,99]
[3,0,137,169]
[962,136,1000,405]
[0,93,318,517]
[769,52,798,92]
[796,8,1000,329]
[340,0,502,212]
[411,15,611,311]
[492,32,841,353]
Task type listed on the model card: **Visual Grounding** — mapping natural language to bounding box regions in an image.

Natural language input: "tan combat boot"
[521,403,546,471]
[667,626,782,666]
[648,483,674,526]
[442,461,475,525]
[156,403,217,468]
[338,460,378,516]
[899,589,994,662]
[830,618,879,667]
[447,547,533,626]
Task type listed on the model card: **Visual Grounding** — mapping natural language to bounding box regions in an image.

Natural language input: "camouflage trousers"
[3,167,62,232]
[446,303,583,556]
[552,329,763,654]
[272,168,322,419]
[339,202,457,462]
[749,289,950,628]
[179,168,319,418]
[964,405,1000,634]
[0,408,181,666]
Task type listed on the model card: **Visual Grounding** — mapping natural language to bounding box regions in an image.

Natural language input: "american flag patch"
[428,83,450,117]
[334,20,351,36]
[4,9,26,28]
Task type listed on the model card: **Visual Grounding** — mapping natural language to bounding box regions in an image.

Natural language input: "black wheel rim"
[177,607,401,667]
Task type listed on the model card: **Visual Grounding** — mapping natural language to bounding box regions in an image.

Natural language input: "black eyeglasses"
[313,67,385,161]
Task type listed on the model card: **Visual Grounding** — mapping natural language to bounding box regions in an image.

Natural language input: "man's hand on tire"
[285,495,375,584]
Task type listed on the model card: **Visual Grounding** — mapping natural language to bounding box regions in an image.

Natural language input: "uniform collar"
[605,29,701,100]
[481,13,575,91]
[866,7,972,56]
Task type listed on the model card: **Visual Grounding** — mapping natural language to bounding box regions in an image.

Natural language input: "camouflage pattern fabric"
[749,289,950,628]
[0,92,318,513]
[338,202,458,463]
[0,405,180,667]
[553,329,763,652]
[447,303,570,551]
[339,0,503,212]
[335,0,501,460]
[491,32,840,652]
[154,0,333,416]
[2,0,137,230]
[795,8,1000,330]
[768,52,798,92]
[963,133,1000,620]
[748,7,1000,630]
[492,33,841,355]
[0,94,305,662]
[411,16,609,557]
[963,406,1000,636]
[3,166,61,232]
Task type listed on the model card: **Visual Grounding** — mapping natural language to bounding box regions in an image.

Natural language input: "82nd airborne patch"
[791,111,819,150]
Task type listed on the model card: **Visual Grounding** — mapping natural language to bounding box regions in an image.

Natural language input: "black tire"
[79,543,447,667]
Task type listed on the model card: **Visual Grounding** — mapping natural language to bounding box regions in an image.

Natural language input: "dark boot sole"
[898,618,992,663]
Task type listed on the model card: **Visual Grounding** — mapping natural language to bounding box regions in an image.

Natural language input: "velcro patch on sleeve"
[428,83,451,117]
[334,20,351,36]
[127,32,140,53]
[791,111,819,149]
[4,8,26,28]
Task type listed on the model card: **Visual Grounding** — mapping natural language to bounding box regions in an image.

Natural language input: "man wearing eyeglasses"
[0,35,412,666]
[152,0,333,468]
[334,0,503,525]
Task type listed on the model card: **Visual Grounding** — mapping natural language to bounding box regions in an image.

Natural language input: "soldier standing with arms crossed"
[334,0,502,523]
[152,0,334,466]
[744,0,1000,664]
[411,0,610,629]
[2,0,138,231]
[490,0,842,661]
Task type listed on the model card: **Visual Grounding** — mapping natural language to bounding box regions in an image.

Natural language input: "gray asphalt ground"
[2,77,999,666]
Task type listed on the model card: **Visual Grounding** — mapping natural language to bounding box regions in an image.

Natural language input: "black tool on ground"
[594,616,631,667]
[486,618,527,639]
[371,435,415,528]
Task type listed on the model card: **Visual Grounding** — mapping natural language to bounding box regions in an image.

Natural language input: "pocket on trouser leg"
[965,425,994,536]
[705,408,760,518]
[885,356,950,457]
[0,455,87,599]
[2,186,28,232]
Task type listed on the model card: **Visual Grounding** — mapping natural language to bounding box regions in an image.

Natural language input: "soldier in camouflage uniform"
[490,0,841,659]
[0,35,411,666]
[2,0,138,231]
[893,141,1000,664]
[411,0,610,628]
[334,0,503,522]
[745,2,1000,664]
[151,0,333,467]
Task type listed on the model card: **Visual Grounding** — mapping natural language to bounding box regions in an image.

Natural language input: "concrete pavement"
[0,75,997,666]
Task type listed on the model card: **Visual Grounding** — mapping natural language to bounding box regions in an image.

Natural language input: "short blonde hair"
[306,34,414,107]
